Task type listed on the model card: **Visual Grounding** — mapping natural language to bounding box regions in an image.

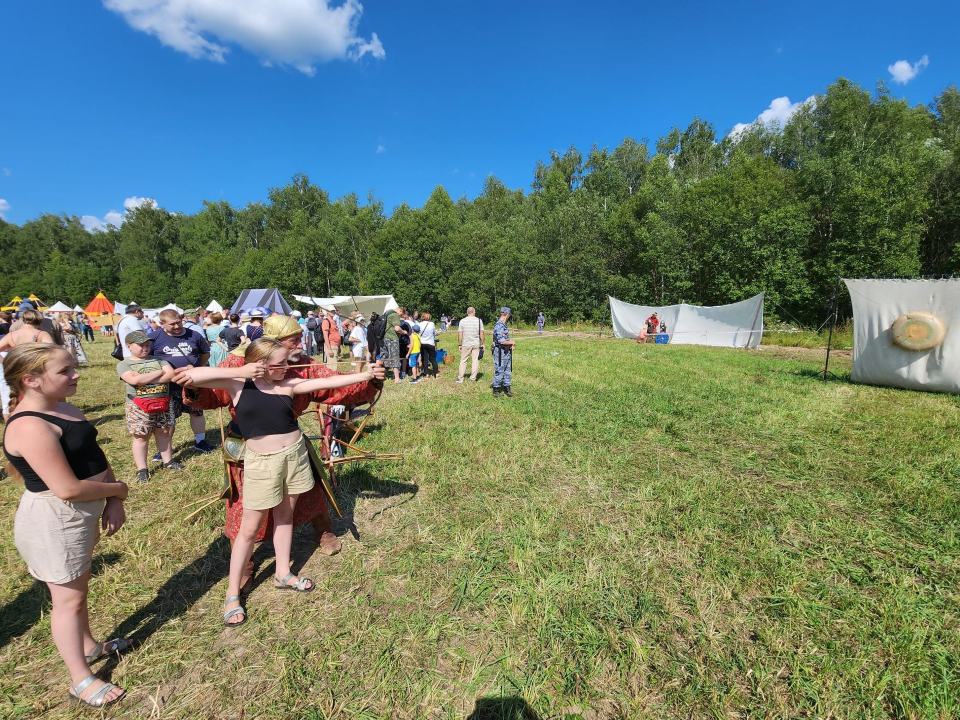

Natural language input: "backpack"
[306,317,319,331]
[368,313,389,356]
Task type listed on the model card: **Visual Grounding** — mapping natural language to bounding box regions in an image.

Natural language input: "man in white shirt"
[116,304,146,359]
[456,307,484,383]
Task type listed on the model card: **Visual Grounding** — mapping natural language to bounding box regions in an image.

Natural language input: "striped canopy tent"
[84,291,117,327]
[2,295,49,312]
[231,288,293,316]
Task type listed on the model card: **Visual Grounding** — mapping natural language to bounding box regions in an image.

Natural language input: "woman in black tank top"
[1,344,129,708]
[179,338,385,627]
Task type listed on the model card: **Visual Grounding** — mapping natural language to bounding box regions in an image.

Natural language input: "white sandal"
[69,675,125,708]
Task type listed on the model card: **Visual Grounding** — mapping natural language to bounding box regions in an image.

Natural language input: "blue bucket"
[436,349,448,363]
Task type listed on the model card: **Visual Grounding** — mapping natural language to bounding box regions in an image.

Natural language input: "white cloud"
[1,168,10,177]
[376,144,386,154]
[104,0,385,76]
[123,195,157,210]
[0,199,10,219]
[730,95,816,137]
[888,55,929,84]
[82,196,157,232]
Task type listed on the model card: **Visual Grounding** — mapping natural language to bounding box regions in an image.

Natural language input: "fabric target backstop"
[609,294,764,348]
[844,278,958,394]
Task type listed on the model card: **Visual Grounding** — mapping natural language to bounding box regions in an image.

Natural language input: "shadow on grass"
[105,537,231,657]
[329,464,418,541]
[466,696,542,720]
[796,367,852,382]
[0,552,122,649]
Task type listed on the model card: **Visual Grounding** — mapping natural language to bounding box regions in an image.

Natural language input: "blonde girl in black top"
[1,343,130,708]
[179,338,384,626]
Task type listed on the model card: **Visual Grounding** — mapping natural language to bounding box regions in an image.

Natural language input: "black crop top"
[233,380,299,439]
[2,411,110,493]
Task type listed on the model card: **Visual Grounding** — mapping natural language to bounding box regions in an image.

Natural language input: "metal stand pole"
[820,277,841,382]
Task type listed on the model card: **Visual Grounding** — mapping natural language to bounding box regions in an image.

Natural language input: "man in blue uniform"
[492,306,516,398]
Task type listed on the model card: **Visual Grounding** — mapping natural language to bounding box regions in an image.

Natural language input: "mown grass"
[0,336,958,719]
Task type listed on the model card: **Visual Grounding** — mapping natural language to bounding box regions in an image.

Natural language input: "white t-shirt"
[419,321,436,346]
[458,316,483,347]
[116,315,143,358]
[349,325,367,358]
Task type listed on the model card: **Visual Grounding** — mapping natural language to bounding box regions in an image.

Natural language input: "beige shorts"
[14,491,104,584]
[242,437,315,510]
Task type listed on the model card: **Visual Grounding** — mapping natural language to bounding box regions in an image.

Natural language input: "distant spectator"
[322,308,341,370]
[220,313,245,353]
[0,311,12,341]
[246,311,264,341]
[79,314,95,342]
[116,304,145,359]
[183,309,203,334]
[206,313,228,366]
[456,307,484,383]
[537,312,545,333]
[349,315,368,373]
[305,310,322,357]
[381,307,405,383]
[407,324,422,383]
[419,312,438,379]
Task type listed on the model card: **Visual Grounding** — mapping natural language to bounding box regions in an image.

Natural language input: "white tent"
[609,293,764,348]
[73,305,84,313]
[293,294,399,318]
[206,300,223,313]
[48,301,73,313]
[141,303,184,319]
[844,278,959,394]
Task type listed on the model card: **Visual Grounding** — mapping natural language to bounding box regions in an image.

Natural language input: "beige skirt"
[14,491,104,585]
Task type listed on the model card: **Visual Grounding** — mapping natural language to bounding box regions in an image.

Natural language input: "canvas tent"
[84,292,117,327]
[48,301,73,313]
[142,303,183,319]
[609,293,764,348]
[844,278,958,394]
[73,305,84,313]
[206,300,223,314]
[293,294,399,318]
[232,288,293,315]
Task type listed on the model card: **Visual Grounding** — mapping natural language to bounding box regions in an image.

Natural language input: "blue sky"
[0,1,957,228]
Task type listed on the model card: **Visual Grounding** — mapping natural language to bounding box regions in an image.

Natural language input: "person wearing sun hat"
[178,314,385,587]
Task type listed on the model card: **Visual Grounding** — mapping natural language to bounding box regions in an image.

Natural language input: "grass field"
[0,335,958,719]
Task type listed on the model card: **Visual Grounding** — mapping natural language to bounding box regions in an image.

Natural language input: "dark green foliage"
[3,79,956,324]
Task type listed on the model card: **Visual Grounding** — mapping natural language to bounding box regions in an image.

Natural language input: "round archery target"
[891,312,946,351]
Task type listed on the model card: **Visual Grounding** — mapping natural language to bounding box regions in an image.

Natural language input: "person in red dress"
[178,315,382,590]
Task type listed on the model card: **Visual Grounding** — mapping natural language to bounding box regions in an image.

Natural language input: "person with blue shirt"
[151,309,216,453]
[492,307,516,397]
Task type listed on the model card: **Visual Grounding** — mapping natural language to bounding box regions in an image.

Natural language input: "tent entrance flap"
[609,294,764,348]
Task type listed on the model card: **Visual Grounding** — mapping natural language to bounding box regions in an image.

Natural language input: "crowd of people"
[0,297,525,708]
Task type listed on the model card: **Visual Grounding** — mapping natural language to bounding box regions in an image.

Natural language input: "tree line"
[1,78,957,326]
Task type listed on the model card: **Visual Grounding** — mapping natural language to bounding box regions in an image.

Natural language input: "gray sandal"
[223,595,247,627]
[274,573,315,592]
[85,637,133,663]
[69,675,125,708]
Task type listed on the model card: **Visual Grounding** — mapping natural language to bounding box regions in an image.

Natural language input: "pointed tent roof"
[73,305,84,313]
[84,291,114,316]
[231,288,293,315]
[1,296,23,312]
[48,301,73,313]
[206,299,224,313]
[27,294,48,310]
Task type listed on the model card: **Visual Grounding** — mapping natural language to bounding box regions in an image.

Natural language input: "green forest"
[2,78,958,325]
